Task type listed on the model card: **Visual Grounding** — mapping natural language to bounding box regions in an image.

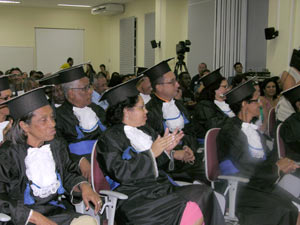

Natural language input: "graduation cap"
[225,78,256,105]
[136,67,148,76]
[0,75,11,92]
[101,76,143,106]
[143,58,174,83]
[290,49,300,72]
[199,67,223,87]
[38,73,60,85]
[282,83,300,105]
[0,86,50,120]
[57,63,87,84]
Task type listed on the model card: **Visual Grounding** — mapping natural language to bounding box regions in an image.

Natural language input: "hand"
[80,183,102,215]
[29,211,57,225]
[151,128,177,157]
[165,128,184,152]
[277,158,300,174]
[79,158,91,183]
[173,146,195,163]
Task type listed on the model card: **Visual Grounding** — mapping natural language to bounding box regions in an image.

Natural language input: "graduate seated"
[0,87,101,225]
[55,64,107,182]
[144,58,207,183]
[217,79,300,225]
[0,75,13,145]
[280,84,300,162]
[193,68,233,138]
[97,77,226,225]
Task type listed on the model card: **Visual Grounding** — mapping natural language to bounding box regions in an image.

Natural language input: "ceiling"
[1,0,134,9]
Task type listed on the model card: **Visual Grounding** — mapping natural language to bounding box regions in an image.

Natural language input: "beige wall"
[0,6,105,72]
[267,0,300,76]
[0,0,189,74]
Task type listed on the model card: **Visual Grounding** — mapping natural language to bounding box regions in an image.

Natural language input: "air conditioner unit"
[91,3,124,15]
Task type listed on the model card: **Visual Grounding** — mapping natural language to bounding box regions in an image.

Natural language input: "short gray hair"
[61,79,78,99]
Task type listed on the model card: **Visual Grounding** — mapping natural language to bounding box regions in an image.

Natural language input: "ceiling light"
[58,4,91,8]
[0,0,20,3]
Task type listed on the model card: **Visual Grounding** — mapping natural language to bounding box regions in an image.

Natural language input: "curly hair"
[106,95,139,125]
[261,78,280,99]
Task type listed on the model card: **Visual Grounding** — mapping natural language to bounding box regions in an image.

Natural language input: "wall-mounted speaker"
[264,27,279,40]
[150,40,161,48]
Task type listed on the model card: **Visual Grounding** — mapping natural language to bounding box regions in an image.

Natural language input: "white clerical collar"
[162,99,184,132]
[73,106,99,132]
[241,122,265,159]
[214,100,235,118]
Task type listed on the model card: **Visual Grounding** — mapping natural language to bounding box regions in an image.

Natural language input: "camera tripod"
[174,55,189,77]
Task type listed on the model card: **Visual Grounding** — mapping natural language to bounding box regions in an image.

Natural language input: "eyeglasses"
[157,79,177,86]
[70,84,92,92]
[0,95,12,101]
[248,98,260,104]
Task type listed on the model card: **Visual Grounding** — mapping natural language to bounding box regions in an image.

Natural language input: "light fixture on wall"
[58,4,91,8]
[150,40,161,48]
[0,0,20,3]
[264,27,279,40]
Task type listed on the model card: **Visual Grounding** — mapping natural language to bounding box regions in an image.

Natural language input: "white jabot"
[25,144,60,198]
[140,93,151,104]
[162,99,184,132]
[124,125,158,177]
[73,106,99,132]
[214,100,235,118]
[0,121,10,143]
[241,122,265,159]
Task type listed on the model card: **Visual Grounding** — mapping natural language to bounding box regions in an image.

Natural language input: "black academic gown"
[217,117,299,225]
[0,138,86,225]
[193,100,229,138]
[145,94,207,182]
[56,100,106,163]
[280,112,300,162]
[96,124,225,225]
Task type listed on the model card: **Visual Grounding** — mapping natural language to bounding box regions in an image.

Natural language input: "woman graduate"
[0,87,101,225]
[217,79,300,225]
[193,68,234,137]
[97,77,225,225]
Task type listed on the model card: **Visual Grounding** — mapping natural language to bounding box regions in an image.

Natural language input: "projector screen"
[35,28,84,74]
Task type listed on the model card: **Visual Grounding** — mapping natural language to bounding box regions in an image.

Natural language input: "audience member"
[144,58,207,183]
[0,75,13,144]
[0,87,101,225]
[86,63,96,84]
[178,72,195,106]
[191,62,207,91]
[108,72,122,87]
[98,77,225,225]
[233,62,243,74]
[23,77,39,92]
[231,73,248,88]
[99,64,110,80]
[280,84,300,162]
[91,72,109,110]
[55,65,107,182]
[193,68,232,138]
[276,49,300,122]
[136,71,152,104]
[60,57,74,70]
[217,79,300,225]
[260,78,280,133]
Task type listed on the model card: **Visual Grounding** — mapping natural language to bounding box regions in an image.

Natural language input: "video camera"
[176,40,191,55]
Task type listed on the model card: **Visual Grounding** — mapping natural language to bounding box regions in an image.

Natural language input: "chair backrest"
[91,140,110,193]
[204,128,221,182]
[267,107,276,138]
[276,123,286,158]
